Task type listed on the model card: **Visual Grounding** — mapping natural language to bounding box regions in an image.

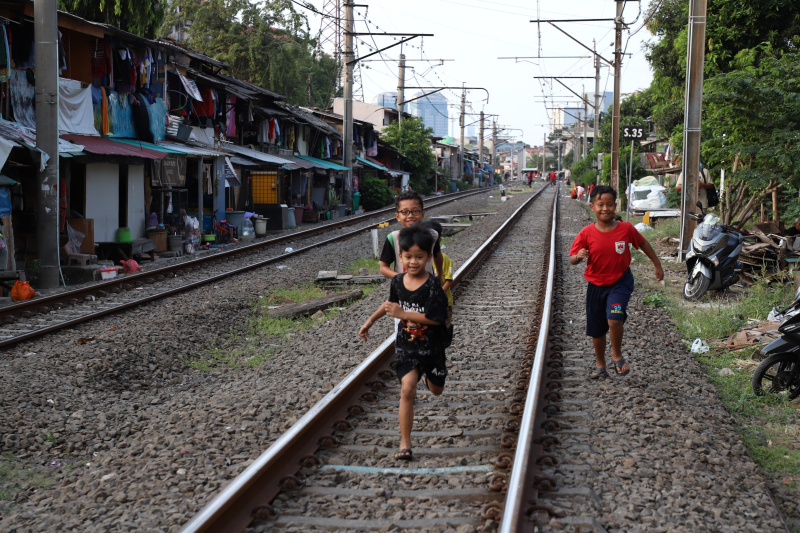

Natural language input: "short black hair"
[395,190,424,211]
[419,220,443,242]
[590,185,617,203]
[399,225,435,254]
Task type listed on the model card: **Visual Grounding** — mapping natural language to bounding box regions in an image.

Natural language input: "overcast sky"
[301,0,656,147]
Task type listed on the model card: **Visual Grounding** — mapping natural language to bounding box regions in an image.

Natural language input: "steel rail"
[0,188,490,321]
[500,186,559,532]
[178,186,552,533]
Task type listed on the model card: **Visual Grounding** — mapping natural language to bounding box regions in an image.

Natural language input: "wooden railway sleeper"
[252,504,276,520]
[346,405,364,416]
[317,435,339,448]
[299,455,320,467]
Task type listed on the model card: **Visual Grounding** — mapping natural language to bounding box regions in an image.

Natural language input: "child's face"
[590,193,617,222]
[395,199,424,227]
[400,244,430,275]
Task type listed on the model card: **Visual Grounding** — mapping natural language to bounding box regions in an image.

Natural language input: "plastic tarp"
[296,154,349,171]
[633,176,659,187]
[58,78,98,135]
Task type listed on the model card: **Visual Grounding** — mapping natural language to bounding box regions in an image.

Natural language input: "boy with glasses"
[379,191,444,281]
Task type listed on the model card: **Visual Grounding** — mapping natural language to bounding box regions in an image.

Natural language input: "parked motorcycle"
[752,287,800,399]
[683,201,744,300]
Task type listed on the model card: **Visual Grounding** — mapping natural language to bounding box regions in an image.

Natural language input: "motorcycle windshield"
[697,222,722,242]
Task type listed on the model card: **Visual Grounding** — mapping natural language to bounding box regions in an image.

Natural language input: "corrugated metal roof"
[222,144,293,165]
[157,141,227,157]
[296,155,349,171]
[61,135,165,160]
[112,139,188,154]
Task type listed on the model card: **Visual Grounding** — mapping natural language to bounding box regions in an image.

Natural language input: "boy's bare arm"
[384,302,441,326]
[434,251,444,281]
[379,261,398,279]
[638,239,664,281]
[569,248,588,265]
[441,280,453,292]
[359,302,389,341]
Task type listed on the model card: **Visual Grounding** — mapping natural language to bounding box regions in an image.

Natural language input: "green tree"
[160,0,339,108]
[380,118,436,193]
[60,0,165,38]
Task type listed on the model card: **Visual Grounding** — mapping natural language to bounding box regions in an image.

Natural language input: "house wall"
[127,165,146,240]
[85,163,119,242]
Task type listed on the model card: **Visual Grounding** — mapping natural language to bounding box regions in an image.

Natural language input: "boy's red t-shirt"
[569,221,645,286]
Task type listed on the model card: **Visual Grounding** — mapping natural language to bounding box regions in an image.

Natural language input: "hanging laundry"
[57,31,67,72]
[225,94,236,136]
[58,78,98,135]
[90,38,112,79]
[108,91,137,138]
[113,47,136,93]
[10,68,35,129]
[91,86,110,135]
[195,88,215,117]
[146,97,167,141]
[325,136,331,158]
[131,94,154,143]
[0,26,10,83]
[287,124,295,150]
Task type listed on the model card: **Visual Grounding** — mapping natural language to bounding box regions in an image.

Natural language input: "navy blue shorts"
[585,269,634,338]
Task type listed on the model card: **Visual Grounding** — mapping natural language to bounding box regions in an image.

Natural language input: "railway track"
[0,188,491,348]
[179,184,560,532]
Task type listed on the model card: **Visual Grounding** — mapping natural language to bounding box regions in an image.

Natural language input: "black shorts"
[585,269,634,338]
[396,351,448,387]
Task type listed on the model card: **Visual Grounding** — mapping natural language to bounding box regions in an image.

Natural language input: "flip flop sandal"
[421,373,430,391]
[394,448,413,461]
[612,358,630,376]
[589,368,609,380]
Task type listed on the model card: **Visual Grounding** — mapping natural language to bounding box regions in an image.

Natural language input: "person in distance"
[359,225,449,462]
[569,185,663,379]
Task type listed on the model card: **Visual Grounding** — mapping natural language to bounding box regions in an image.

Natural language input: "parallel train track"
[179,184,561,532]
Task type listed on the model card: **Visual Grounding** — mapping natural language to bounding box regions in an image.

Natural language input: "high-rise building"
[407,91,448,137]
[372,92,397,110]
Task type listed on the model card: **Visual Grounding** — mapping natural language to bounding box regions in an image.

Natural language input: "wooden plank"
[268,290,363,318]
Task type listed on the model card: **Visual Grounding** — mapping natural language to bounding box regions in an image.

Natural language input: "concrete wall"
[127,165,145,240]
[85,163,118,242]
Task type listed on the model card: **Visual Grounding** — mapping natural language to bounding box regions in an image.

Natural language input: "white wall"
[85,163,119,242]
[127,165,145,240]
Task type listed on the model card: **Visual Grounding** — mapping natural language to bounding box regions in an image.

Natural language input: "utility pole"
[543,132,547,174]
[575,110,581,166]
[342,1,354,209]
[459,84,466,188]
[679,0,708,259]
[34,0,59,288]
[396,53,406,129]
[492,121,497,186]
[478,111,485,187]
[610,0,625,193]
[594,44,601,150]
[583,91,588,158]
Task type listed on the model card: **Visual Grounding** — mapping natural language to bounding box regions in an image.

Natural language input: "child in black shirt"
[359,225,449,461]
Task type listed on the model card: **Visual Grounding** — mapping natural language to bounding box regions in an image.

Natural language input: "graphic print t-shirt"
[389,273,448,358]
[569,221,644,286]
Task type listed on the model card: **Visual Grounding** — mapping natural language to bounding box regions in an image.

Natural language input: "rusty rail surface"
[179,185,553,533]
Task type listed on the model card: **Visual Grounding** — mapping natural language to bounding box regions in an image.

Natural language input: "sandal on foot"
[394,448,413,461]
[590,368,609,380]
[421,373,430,391]
[612,358,630,376]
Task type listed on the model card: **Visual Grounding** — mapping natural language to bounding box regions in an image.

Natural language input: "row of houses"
[0,2,424,279]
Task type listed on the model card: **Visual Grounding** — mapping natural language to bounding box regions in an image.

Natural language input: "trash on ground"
[690,338,710,353]
[635,222,653,232]
[284,247,294,253]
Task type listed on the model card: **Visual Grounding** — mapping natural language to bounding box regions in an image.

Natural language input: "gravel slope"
[0,186,538,532]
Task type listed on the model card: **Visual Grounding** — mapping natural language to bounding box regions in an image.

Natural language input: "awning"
[356,156,388,171]
[222,144,293,166]
[61,134,165,160]
[296,155,349,171]
[387,169,409,178]
[223,157,242,187]
[279,154,315,170]
[229,155,260,166]
[0,175,18,185]
[157,140,228,157]
[111,138,189,154]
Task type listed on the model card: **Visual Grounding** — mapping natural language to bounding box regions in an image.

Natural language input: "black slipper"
[394,448,413,461]
[612,358,630,376]
[590,368,609,380]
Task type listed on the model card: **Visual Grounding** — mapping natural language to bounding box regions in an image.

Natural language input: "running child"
[359,225,449,461]
[569,185,663,378]
[379,191,444,281]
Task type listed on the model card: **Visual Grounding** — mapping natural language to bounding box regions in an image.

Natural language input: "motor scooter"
[683,201,743,299]
[752,286,800,399]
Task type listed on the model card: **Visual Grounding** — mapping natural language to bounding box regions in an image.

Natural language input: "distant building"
[408,91,448,137]
[372,92,397,110]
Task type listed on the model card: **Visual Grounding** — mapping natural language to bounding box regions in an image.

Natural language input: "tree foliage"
[380,118,435,193]
[60,0,165,38]
[159,0,339,108]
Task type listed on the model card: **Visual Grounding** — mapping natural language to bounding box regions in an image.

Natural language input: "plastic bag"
[120,259,141,274]
[11,280,35,302]
[634,222,653,232]
[647,190,668,208]
[690,338,709,353]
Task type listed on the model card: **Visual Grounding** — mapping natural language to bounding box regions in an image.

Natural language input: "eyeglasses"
[397,209,423,216]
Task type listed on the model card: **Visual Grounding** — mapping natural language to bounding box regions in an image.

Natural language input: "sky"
[300,0,657,148]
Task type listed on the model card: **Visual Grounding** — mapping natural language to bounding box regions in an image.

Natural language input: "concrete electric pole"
[492,121,497,185]
[34,0,60,289]
[478,111,485,187]
[459,85,466,186]
[396,53,406,129]
[610,0,625,194]
[679,0,708,259]
[342,1,354,209]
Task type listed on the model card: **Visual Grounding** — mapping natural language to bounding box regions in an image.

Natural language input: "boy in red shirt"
[569,186,664,378]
